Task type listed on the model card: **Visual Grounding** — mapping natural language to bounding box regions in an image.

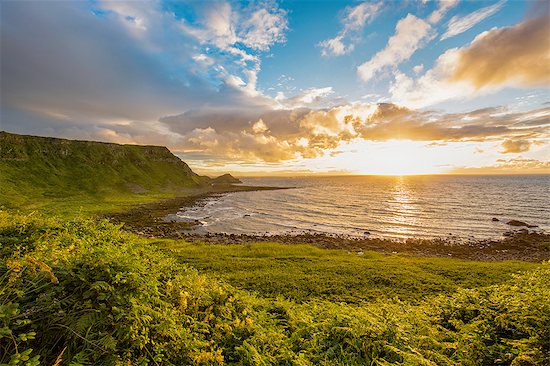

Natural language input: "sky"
[1,0,549,175]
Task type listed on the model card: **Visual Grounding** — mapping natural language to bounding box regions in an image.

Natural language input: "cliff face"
[0,131,207,202]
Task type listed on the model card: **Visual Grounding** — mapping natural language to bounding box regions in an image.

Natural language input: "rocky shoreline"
[173,231,549,262]
[106,185,549,263]
[106,184,292,234]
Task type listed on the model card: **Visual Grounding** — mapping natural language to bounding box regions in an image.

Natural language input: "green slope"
[0,131,207,214]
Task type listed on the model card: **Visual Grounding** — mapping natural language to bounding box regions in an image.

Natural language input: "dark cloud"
[0,1,211,122]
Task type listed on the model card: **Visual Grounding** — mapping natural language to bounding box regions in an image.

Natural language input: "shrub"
[1,212,548,365]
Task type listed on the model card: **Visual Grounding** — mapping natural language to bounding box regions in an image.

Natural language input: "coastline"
[107,185,550,263]
[107,184,292,234]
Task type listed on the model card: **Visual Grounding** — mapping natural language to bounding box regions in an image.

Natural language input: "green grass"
[158,241,538,304]
[1,212,548,365]
[0,131,206,216]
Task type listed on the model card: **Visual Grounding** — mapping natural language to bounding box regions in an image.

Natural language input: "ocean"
[171,175,550,240]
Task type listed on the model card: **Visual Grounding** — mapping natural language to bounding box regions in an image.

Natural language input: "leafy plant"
[1,212,548,365]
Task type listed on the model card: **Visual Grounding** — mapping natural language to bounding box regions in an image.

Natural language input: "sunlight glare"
[355,140,446,176]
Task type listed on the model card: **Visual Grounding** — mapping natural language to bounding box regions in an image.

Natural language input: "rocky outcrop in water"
[506,220,538,228]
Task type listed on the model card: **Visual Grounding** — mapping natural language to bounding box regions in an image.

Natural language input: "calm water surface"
[171,175,550,240]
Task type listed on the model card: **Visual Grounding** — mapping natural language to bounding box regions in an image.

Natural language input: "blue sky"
[1,0,549,174]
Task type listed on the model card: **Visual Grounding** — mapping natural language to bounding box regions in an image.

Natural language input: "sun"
[354,140,447,176]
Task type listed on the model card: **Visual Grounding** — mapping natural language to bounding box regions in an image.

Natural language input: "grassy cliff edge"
[0,131,208,215]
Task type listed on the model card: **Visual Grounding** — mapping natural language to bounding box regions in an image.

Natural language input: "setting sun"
[354,140,445,175]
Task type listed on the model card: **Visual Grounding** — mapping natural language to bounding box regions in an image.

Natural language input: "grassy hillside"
[0,131,206,215]
[1,212,548,365]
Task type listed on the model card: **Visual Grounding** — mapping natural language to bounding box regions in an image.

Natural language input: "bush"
[1,212,548,365]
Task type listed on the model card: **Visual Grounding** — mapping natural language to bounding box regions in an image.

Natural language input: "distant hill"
[211,173,242,185]
[0,131,208,210]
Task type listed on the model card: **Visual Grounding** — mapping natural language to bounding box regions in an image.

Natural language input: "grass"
[158,241,538,304]
[1,212,548,365]
[0,131,206,216]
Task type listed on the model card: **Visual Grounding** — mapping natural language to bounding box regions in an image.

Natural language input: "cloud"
[319,2,382,56]
[450,15,550,88]
[175,1,288,99]
[179,1,287,53]
[391,14,550,107]
[451,157,550,174]
[240,6,288,51]
[275,87,343,109]
[0,0,290,144]
[357,14,434,82]
[501,139,532,154]
[428,0,459,24]
[441,0,505,40]
[356,0,460,83]
[413,64,424,74]
[158,102,549,162]
[0,1,205,122]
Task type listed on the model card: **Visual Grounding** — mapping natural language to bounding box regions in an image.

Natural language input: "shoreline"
[175,231,550,263]
[107,184,550,263]
[107,184,292,233]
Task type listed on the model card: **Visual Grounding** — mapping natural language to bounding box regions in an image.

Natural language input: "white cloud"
[176,1,288,100]
[441,0,505,40]
[276,87,340,109]
[413,64,424,74]
[240,7,288,51]
[319,1,382,56]
[319,36,351,57]
[357,14,434,82]
[344,1,382,30]
[428,0,459,24]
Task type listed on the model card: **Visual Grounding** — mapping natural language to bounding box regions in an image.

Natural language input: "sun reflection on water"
[385,177,421,238]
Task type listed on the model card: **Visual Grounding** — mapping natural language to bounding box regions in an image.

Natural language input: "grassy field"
[1,212,548,365]
[160,240,538,304]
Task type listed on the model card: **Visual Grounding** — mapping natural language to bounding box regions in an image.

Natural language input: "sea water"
[171,175,550,240]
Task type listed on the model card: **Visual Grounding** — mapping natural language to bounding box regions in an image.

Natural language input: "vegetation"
[161,240,538,304]
[1,212,548,365]
[0,132,206,216]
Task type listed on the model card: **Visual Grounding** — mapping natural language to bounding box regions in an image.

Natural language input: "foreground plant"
[0,211,548,365]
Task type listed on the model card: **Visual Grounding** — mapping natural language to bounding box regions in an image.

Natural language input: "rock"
[506,220,538,228]
[364,231,370,235]
[492,217,499,222]
[211,173,242,185]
